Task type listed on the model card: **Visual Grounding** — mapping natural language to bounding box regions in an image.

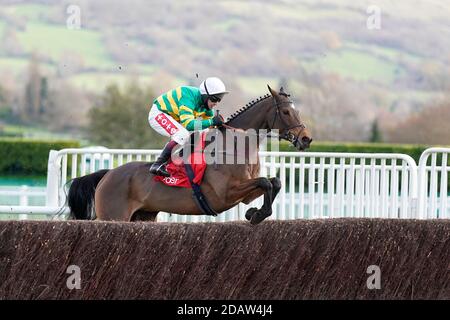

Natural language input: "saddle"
[153,131,207,188]
[153,130,217,216]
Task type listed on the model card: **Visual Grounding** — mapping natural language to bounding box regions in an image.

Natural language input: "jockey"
[148,77,228,177]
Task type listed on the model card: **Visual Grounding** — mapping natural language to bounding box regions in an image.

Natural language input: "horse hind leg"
[95,187,137,221]
[130,210,159,222]
[95,171,137,221]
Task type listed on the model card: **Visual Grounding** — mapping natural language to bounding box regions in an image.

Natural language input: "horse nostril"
[302,137,312,144]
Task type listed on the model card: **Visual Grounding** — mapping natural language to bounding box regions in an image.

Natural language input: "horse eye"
[282,110,289,115]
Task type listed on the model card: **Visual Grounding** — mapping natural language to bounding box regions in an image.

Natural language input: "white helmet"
[199,77,229,99]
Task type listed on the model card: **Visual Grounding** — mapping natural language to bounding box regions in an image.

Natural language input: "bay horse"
[68,86,312,225]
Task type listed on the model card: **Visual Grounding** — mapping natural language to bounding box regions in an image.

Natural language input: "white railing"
[0,186,47,219]
[46,148,418,221]
[45,148,162,207]
[418,148,450,219]
[226,152,418,221]
[0,186,46,205]
[1,147,449,221]
[169,151,418,223]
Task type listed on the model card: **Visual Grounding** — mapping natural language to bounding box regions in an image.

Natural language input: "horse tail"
[68,169,109,220]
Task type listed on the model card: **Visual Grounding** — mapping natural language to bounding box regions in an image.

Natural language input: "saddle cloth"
[153,131,207,188]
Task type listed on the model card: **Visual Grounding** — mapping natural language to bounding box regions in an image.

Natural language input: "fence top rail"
[259,151,417,162]
[53,148,162,155]
[54,148,418,162]
[419,147,450,154]
[0,205,68,215]
[0,190,46,195]
[418,147,450,166]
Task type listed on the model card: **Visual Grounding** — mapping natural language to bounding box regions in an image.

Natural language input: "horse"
[67,85,312,225]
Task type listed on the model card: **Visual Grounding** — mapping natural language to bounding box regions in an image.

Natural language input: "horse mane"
[226,94,272,123]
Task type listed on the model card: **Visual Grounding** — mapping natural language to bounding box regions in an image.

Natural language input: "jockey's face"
[207,98,219,109]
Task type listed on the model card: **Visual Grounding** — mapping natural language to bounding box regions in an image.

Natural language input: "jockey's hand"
[212,115,224,127]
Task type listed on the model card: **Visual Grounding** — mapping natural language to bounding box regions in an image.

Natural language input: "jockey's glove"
[212,115,224,127]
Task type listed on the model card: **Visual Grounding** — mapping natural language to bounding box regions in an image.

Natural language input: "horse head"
[266,85,312,151]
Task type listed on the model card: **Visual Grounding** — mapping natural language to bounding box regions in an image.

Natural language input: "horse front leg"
[241,177,282,204]
[244,177,281,224]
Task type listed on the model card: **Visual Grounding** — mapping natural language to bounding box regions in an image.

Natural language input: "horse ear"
[267,85,278,97]
[280,86,285,93]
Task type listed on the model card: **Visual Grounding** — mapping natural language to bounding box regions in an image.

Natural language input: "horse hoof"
[250,211,271,225]
[245,207,258,221]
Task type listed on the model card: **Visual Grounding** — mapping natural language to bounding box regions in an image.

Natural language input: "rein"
[207,97,307,164]
[222,98,306,144]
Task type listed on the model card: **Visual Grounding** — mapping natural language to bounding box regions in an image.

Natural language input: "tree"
[369,119,382,142]
[1,27,24,56]
[298,73,376,142]
[385,99,450,145]
[0,85,11,121]
[44,80,92,131]
[23,55,49,122]
[0,86,7,109]
[88,82,166,148]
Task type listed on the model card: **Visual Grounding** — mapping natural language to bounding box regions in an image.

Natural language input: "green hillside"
[316,49,404,83]
[0,1,448,95]
[0,1,448,145]
[17,22,114,69]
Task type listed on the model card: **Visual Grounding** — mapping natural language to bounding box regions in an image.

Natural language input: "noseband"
[270,97,306,145]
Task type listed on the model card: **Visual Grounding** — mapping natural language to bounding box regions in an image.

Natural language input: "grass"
[17,22,115,70]
[347,42,424,65]
[0,57,30,73]
[314,49,404,83]
[1,124,78,141]
[237,76,279,98]
[3,4,51,21]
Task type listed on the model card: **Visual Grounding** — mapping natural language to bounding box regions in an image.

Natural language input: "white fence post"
[46,150,61,207]
[19,185,28,220]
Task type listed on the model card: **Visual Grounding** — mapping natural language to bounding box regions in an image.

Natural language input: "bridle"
[269,97,306,145]
[221,96,306,146]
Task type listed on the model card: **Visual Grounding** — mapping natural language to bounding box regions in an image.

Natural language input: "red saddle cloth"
[153,132,207,188]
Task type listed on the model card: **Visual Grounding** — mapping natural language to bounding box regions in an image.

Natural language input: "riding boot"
[149,140,178,177]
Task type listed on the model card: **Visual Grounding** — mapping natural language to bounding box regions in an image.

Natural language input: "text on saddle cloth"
[153,131,207,188]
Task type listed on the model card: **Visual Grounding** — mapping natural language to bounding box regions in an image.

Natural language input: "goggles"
[209,94,224,103]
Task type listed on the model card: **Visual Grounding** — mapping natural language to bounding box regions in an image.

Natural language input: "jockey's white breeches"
[148,104,190,145]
